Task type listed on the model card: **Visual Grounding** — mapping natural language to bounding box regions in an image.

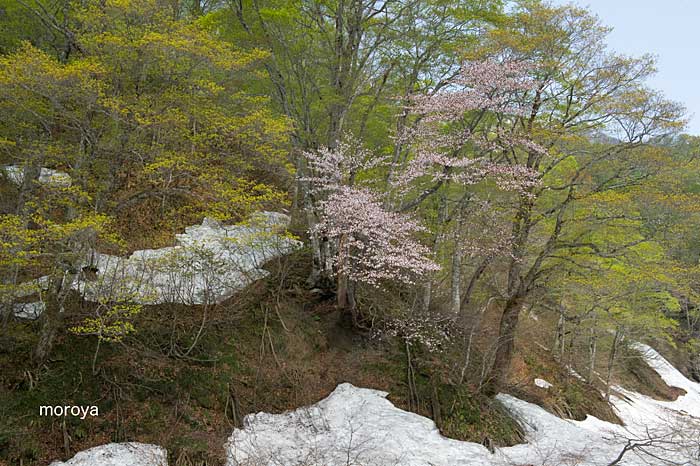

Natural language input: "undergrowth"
[0,251,524,465]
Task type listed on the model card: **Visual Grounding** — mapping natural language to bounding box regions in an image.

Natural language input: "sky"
[550,0,700,135]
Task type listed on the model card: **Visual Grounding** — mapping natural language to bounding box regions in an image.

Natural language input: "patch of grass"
[435,383,525,448]
[619,353,686,401]
[506,319,622,426]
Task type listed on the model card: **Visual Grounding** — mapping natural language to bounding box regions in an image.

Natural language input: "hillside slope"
[49,342,700,465]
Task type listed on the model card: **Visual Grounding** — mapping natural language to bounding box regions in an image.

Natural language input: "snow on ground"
[9,212,301,318]
[571,343,700,465]
[632,342,700,417]
[226,345,700,466]
[48,443,166,466]
[46,346,700,466]
[75,211,301,305]
[225,384,625,466]
[226,383,497,466]
[1,165,72,187]
[496,394,622,465]
[12,301,45,319]
[533,378,552,389]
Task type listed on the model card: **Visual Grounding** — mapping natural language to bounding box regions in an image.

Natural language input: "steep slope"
[45,341,700,465]
[225,344,700,466]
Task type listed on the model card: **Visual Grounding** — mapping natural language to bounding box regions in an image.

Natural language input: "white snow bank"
[496,394,623,465]
[633,342,700,408]
[533,378,552,389]
[9,212,301,315]
[48,443,167,466]
[75,211,301,305]
[224,382,628,466]
[226,345,700,466]
[226,383,496,466]
[46,347,700,465]
[1,165,71,187]
[3,276,49,320]
[569,343,700,464]
[12,301,45,319]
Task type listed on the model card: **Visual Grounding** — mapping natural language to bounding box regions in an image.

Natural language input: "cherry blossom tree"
[394,58,543,199]
[392,59,544,315]
[315,186,440,284]
[474,3,685,396]
[304,60,546,326]
[303,139,440,323]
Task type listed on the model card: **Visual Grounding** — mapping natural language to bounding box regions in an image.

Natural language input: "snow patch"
[567,365,585,381]
[1,165,72,187]
[226,383,496,466]
[48,443,167,466]
[533,378,552,389]
[12,301,45,320]
[226,345,700,466]
[9,212,301,317]
[75,211,301,305]
[224,382,632,466]
[496,394,622,465]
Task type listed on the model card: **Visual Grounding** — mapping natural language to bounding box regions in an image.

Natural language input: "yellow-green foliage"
[73,0,292,223]
[0,214,42,268]
[70,300,142,342]
[0,0,291,240]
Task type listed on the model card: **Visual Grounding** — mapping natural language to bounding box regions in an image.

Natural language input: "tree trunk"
[421,193,448,313]
[431,379,443,429]
[421,282,432,313]
[588,326,598,382]
[337,271,348,310]
[565,322,580,368]
[605,328,622,401]
[33,272,79,364]
[460,256,491,311]
[336,235,360,326]
[554,312,565,360]
[482,186,534,396]
[16,164,41,215]
[450,248,462,315]
[300,165,327,288]
[336,233,349,309]
[33,287,63,364]
[483,293,524,395]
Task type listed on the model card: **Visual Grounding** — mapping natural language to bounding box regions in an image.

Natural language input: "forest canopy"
[1,1,700,464]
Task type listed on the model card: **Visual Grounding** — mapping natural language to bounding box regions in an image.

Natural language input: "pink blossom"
[457,199,516,260]
[393,59,543,194]
[304,139,440,287]
[380,311,455,352]
[411,59,537,120]
[302,138,385,193]
[313,186,440,286]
